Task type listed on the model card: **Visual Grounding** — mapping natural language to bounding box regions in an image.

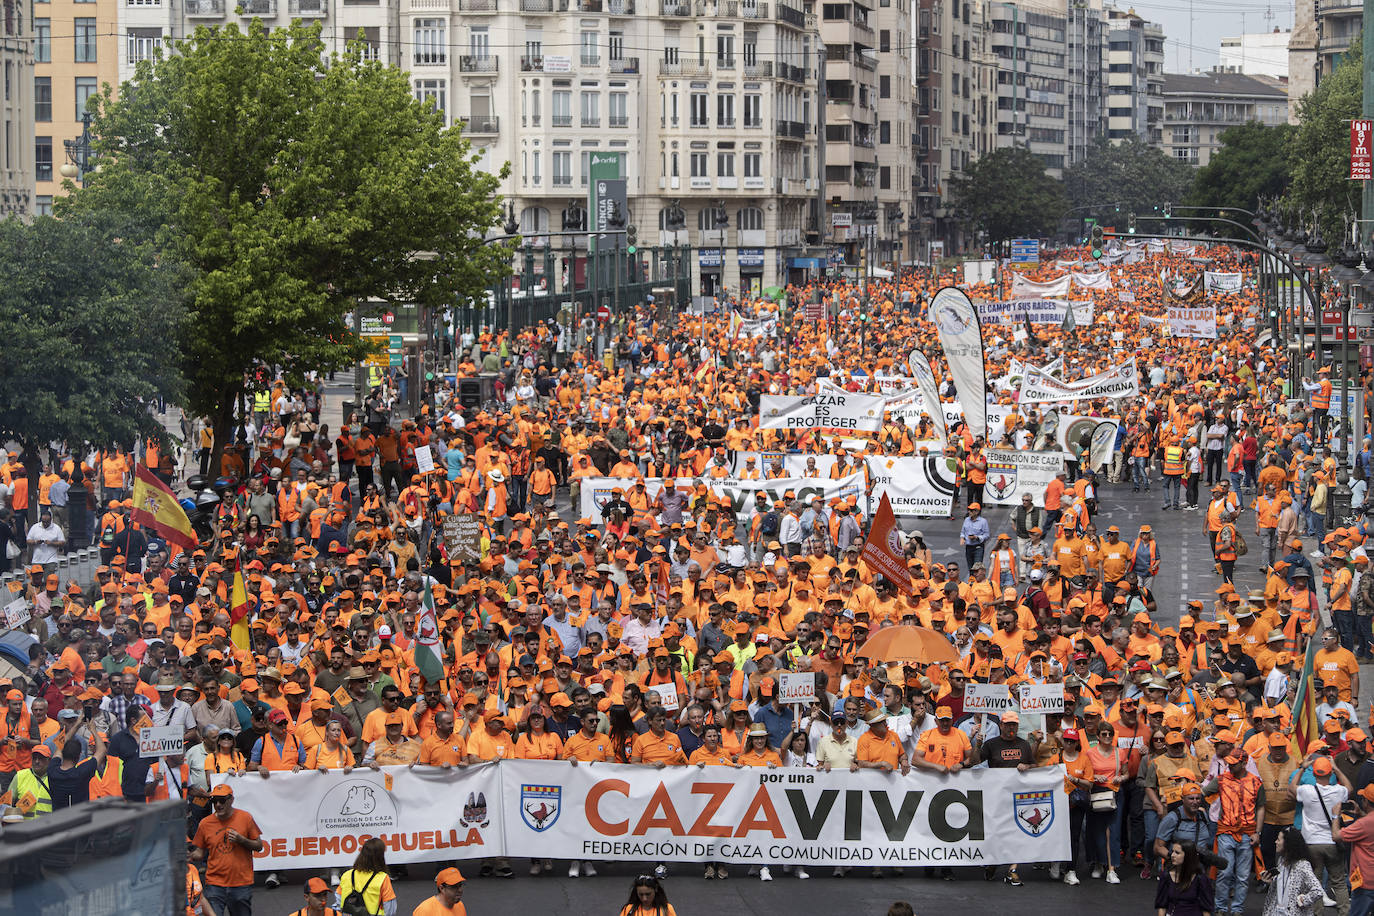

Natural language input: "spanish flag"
[130,464,198,553]
[230,562,251,651]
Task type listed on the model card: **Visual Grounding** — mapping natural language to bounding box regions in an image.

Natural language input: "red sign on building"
[1352,119,1373,180]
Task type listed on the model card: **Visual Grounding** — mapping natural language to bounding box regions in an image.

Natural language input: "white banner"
[865,455,957,517]
[1054,414,1121,470]
[737,316,779,338]
[579,474,866,525]
[1010,274,1071,298]
[931,287,987,440]
[211,764,504,869]
[1204,271,1242,294]
[498,759,1068,867]
[978,299,1095,327]
[1071,270,1111,291]
[982,448,1066,506]
[1167,306,1217,339]
[1019,358,1139,403]
[139,725,185,758]
[760,392,886,432]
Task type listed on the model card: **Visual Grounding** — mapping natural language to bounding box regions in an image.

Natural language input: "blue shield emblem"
[1013,790,1055,838]
[521,784,562,832]
[592,487,615,513]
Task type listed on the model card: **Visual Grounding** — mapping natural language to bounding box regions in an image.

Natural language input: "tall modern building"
[989,0,1069,174]
[2,0,35,217]
[1065,0,1102,162]
[1103,5,1162,145]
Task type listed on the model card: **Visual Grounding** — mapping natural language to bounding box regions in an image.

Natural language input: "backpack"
[759,510,780,537]
[100,521,118,546]
[340,870,380,916]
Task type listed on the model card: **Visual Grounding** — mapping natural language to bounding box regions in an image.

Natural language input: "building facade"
[1102,6,1162,144]
[989,0,1068,174]
[1218,28,1289,78]
[3,0,35,217]
[1160,70,1287,166]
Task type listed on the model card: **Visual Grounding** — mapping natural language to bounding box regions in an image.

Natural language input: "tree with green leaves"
[64,22,512,473]
[1184,121,1293,222]
[0,211,185,475]
[950,146,1068,243]
[1286,38,1361,242]
[1062,135,1197,233]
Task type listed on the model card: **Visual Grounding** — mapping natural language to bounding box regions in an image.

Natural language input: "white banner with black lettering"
[982,448,1067,506]
[759,392,886,432]
[865,455,957,517]
[211,764,505,870]
[978,299,1095,327]
[579,474,866,525]
[499,759,1068,868]
[1167,306,1218,339]
[1018,358,1139,403]
[1204,271,1243,294]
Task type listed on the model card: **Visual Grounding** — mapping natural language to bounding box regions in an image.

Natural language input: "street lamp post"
[60,112,93,186]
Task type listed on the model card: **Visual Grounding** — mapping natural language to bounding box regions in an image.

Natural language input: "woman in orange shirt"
[618,876,677,916]
[307,721,356,773]
[515,709,563,877]
[1086,721,1128,884]
[720,701,753,759]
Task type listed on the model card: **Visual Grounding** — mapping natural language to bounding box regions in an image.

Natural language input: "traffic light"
[625,224,637,255]
[1128,213,1136,234]
[1090,226,1104,260]
[1162,203,1172,219]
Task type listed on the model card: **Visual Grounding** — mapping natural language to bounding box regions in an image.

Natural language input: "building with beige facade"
[2,0,35,217]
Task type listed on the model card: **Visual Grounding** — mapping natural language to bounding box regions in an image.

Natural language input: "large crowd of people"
[5,238,1374,916]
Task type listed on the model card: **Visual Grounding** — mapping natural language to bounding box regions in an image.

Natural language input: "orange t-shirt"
[419,733,468,766]
[192,809,260,888]
[856,729,904,768]
[563,731,615,762]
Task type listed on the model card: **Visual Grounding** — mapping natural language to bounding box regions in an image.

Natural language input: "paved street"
[251,860,1162,915]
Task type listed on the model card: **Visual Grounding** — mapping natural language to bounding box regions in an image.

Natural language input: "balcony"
[185,0,223,14]
[581,116,600,127]
[741,1,768,15]
[1318,0,1360,12]
[777,2,803,26]
[776,119,805,138]
[521,54,544,71]
[414,52,446,66]
[520,0,552,9]
[609,56,640,73]
[851,18,875,43]
[660,0,690,12]
[462,116,499,134]
[659,58,710,77]
[552,113,573,126]
[581,54,601,66]
[289,0,326,14]
[607,0,633,10]
[743,60,772,77]
[552,175,573,187]
[717,56,736,70]
[609,114,629,127]
[743,117,763,128]
[238,0,274,14]
[460,0,499,9]
[459,54,499,72]
[1319,34,1357,51]
[777,62,805,83]
[854,51,876,70]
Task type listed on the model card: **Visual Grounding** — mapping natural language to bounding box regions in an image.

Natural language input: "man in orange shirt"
[192,784,264,916]
[413,867,467,916]
[418,710,467,767]
[630,708,686,765]
[855,709,909,775]
[913,705,971,773]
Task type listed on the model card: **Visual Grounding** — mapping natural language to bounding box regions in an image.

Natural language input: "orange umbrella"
[855,625,959,665]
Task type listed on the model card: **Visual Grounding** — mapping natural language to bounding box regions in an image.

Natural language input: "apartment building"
[1160,70,1286,166]
[119,0,399,87]
[3,0,35,217]
[401,0,821,293]
[32,0,117,211]
[1065,0,1100,162]
[989,0,1069,174]
[1102,5,1162,144]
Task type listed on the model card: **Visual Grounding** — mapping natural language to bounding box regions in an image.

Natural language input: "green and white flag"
[415,576,444,686]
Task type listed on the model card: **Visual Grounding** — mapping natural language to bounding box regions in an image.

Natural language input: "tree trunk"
[208,383,242,483]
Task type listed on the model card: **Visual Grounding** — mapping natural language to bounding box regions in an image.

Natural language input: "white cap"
[377,624,392,639]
